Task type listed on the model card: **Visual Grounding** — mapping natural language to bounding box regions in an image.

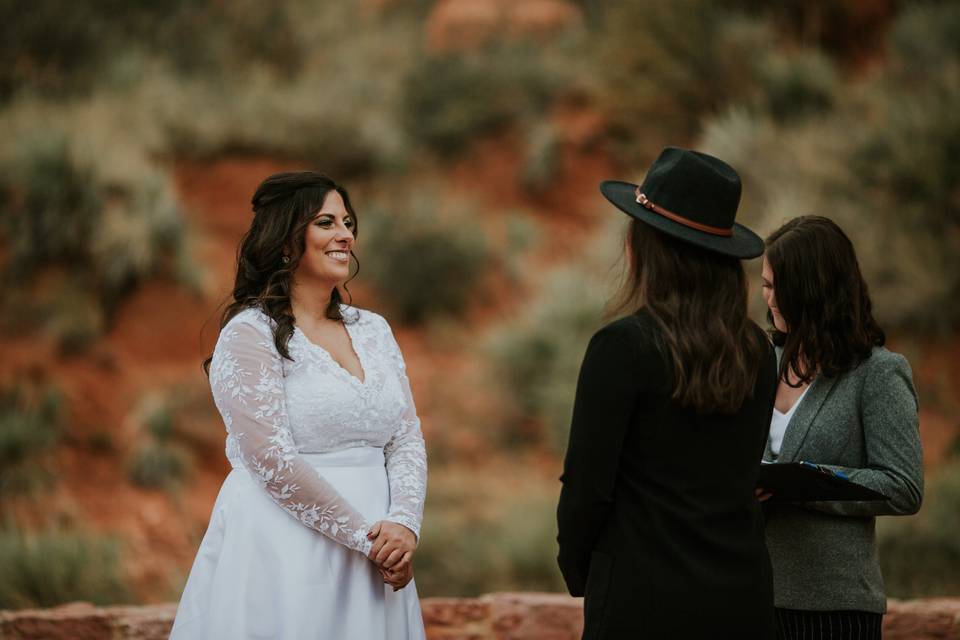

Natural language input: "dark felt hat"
[600,147,763,258]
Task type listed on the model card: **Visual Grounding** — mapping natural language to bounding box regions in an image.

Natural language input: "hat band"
[635,188,733,238]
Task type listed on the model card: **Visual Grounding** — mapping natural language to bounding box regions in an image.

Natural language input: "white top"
[768,384,812,457]
[207,306,427,556]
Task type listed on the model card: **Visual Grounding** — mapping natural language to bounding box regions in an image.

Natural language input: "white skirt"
[170,448,425,640]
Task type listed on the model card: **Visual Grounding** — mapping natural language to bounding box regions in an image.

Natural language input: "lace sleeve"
[209,314,373,555]
[379,319,428,539]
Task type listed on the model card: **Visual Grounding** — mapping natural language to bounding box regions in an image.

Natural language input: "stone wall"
[2,594,959,639]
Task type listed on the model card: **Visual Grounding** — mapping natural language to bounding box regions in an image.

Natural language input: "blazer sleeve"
[805,351,923,517]
[557,319,645,597]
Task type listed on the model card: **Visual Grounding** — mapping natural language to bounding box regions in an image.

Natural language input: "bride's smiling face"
[296,190,355,286]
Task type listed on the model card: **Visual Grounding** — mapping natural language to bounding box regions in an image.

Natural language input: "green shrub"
[144,403,176,442]
[157,75,387,177]
[363,198,492,325]
[757,49,837,123]
[1,0,418,173]
[128,442,190,491]
[852,3,960,228]
[487,268,607,451]
[402,43,574,156]
[879,459,960,597]
[0,128,191,340]
[92,173,185,312]
[50,298,106,355]
[0,0,302,101]
[500,212,543,284]
[520,123,562,195]
[0,385,61,497]
[504,213,541,255]
[0,526,130,608]
[126,390,214,490]
[128,389,198,491]
[0,134,100,273]
[161,386,224,457]
[586,2,771,164]
[847,5,960,330]
[414,470,564,597]
[143,2,421,173]
[495,497,567,590]
[887,1,960,78]
[0,0,112,100]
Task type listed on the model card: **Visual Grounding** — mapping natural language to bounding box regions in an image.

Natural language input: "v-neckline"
[294,320,367,386]
[773,380,812,417]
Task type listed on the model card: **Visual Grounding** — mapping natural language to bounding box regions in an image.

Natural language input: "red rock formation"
[2,595,959,639]
[425,0,582,54]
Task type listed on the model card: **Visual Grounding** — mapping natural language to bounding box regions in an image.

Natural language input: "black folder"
[758,462,888,502]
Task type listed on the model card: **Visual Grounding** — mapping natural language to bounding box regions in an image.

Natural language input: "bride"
[170,172,427,639]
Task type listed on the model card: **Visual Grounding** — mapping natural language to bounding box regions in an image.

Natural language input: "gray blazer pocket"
[583,550,614,639]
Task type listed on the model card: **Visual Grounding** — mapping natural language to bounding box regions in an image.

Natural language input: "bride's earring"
[281,255,291,264]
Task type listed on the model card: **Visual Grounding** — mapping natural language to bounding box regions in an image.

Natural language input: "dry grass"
[0,526,130,608]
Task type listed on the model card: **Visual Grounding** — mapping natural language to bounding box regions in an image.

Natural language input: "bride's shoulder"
[343,305,391,334]
[218,307,275,342]
[226,306,272,327]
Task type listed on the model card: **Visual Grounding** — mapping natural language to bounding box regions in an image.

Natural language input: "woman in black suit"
[557,147,778,639]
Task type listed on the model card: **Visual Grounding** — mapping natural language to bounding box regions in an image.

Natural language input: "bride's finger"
[375,541,399,565]
[382,548,405,569]
[391,551,413,572]
[367,521,383,540]
[369,535,391,560]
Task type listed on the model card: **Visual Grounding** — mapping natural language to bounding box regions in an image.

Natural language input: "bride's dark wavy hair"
[202,171,359,374]
[764,215,884,386]
[608,220,767,414]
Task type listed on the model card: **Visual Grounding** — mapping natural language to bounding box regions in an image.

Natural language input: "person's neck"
[290,279,337,325]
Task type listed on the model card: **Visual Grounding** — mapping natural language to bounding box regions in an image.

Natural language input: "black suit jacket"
[557,312,777,639]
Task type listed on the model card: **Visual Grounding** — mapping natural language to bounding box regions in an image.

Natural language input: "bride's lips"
[325,250,350,263]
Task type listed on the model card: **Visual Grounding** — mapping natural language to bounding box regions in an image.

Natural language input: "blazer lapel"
[763,434,776,462]
[777,374,838,462]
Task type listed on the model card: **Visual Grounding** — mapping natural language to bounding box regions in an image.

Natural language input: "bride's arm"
[379,318,427,540]
[209,313,373,555]
[364,316,426,571]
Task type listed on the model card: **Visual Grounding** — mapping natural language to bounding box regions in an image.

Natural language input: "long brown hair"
[764,215,884,385]
[202,171,359,374]
[609,220,767,414]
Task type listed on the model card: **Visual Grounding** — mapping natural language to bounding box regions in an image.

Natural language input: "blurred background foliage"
[0,384,62,497]
[0,0,957,606]
[362,191,494,324]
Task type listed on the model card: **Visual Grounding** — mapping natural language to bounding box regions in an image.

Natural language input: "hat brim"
[600,180,764,259]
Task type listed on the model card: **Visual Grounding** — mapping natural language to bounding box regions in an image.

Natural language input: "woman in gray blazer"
[758,215,923,639]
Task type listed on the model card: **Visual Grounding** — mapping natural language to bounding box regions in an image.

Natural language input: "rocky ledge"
[1,594,958,639]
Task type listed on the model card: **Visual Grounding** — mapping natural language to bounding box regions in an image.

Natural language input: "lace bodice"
[207,306,427,556]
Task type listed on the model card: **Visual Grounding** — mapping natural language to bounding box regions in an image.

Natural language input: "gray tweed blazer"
[762,346,922,613]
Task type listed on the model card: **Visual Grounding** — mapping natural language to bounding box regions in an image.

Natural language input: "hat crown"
[598,146,763,258]
[639,147,741,231]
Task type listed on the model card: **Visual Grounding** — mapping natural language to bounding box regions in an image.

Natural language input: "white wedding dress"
[170,306,427,640]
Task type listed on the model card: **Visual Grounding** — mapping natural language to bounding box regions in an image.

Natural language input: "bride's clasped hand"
[368,520,417,591]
